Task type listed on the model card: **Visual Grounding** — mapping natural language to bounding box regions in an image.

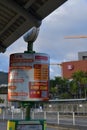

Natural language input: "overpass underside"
[0,0,67,52]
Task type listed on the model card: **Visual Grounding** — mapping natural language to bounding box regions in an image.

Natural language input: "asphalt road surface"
[0,120,7,130]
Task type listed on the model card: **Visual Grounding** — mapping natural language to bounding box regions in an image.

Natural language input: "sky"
[1,0,87,79]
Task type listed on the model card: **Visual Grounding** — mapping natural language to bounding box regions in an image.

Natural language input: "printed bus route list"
[17,125,42,130]
[34,64,48,80]
[10,58,33,69]
[29,81,48,98]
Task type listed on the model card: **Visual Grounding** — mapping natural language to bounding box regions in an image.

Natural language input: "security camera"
[23,27,40,43]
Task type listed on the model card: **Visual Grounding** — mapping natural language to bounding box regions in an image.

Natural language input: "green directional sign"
[7,119,46,130]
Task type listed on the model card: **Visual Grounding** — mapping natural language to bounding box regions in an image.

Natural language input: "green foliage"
[60,92,71,99]
[72,70,87,83]
[0,98,4,103]
[50,71,87,99]
[49,76,70,99]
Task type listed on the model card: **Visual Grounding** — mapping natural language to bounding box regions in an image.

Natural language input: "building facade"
[61,52,87,79]
[78,51,87,60]
[62,60,87,79]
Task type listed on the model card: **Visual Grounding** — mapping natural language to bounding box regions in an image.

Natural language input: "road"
[0,120,7,130]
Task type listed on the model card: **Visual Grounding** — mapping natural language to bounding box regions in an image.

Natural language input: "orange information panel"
[34,64,48,80]
[8,53,49,101]
[29,81,48,99]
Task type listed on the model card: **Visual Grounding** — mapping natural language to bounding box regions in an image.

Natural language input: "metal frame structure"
[0,0,67,52]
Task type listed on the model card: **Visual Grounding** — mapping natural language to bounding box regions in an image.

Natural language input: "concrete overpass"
[0,0,67,53]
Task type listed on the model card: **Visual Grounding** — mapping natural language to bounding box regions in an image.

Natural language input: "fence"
[32,111,76,125]
[0,109,87,126]
[32,111,87,126]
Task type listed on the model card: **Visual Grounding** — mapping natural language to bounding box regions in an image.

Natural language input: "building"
[61,52,87,79]
[62,60,87,79]
[78,51,87,60]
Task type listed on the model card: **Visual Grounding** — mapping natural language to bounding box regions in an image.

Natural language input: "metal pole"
[25,102,34,120]
[31,111,34,119]
[44,111,46,120]
[12,110,14,119]
[22,110,24,119]
[73,112,75,125]
[57,112,59,125]
[3,110,5,120]
[25,105,31,120]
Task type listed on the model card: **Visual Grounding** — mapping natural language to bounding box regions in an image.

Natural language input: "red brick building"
[61,60,87,79]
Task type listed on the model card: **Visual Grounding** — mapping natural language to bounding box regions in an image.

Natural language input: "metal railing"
[0,109,87,126]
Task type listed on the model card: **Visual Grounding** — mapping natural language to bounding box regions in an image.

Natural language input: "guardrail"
[0,109,87,127]
[32,111,76,125]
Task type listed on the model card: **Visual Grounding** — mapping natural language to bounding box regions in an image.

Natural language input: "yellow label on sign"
[7,121,15,130]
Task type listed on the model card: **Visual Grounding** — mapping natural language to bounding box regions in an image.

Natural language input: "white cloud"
[1,0,87,79]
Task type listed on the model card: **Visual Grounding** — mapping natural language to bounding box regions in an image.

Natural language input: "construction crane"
[64,35,87,39]
[50,63,62,67]
[50,63,61,66]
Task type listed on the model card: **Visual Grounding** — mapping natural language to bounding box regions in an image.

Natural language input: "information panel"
[8,53,49,101]
[17,124,42,130]
[7,120,46,130]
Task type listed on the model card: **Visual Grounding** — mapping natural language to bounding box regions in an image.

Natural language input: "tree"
[50,77,71,99]
[69,80,78,98]
[71,71,87,98]
[49,71,87,99]
[72,71,86,82]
